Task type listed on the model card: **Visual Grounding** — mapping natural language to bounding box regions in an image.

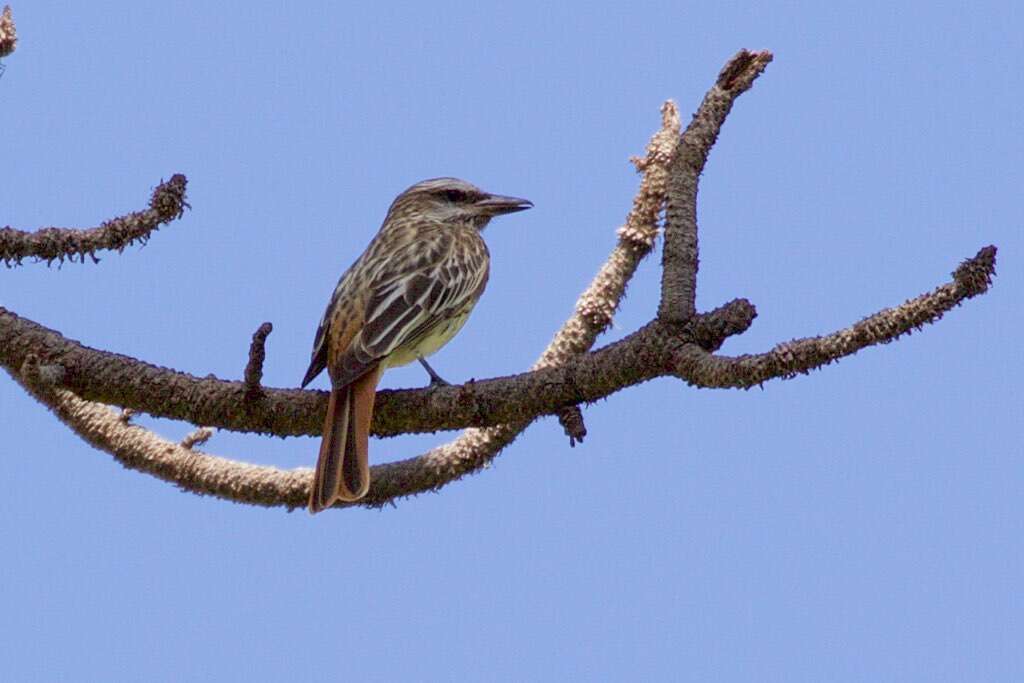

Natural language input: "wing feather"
[302,266,361,387]
[327,230,488,387]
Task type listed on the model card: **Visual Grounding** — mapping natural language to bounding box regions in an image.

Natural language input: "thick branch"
[659,50,773,322]
[673,246,997,388]
[0,175,189,266]
[0,300,753,438]
[1,239,992,441]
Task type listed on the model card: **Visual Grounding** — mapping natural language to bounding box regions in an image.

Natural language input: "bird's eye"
[441,189,467,203]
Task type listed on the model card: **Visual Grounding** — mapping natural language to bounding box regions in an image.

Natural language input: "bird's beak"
[476,193,533,215]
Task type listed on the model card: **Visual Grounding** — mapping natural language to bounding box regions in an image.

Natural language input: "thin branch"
[0,175,189,266]
[181,427,214,450]
[544,100,681,448]
[659,49,773,322]
[13,358,308,509]
[243,322,273,400]
[673,246,997,388]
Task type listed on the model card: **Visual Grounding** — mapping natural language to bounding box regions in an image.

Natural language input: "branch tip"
[716,49,773,92]
[243,322,273,399]
[181,427,214,450]
[150,174,190,222]
[690,298,757,351]
[953,245,997,297]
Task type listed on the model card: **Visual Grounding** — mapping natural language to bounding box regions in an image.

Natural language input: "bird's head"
[385,177,532,231]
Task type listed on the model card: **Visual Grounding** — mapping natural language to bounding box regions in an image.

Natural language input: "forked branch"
[0,50,998,510]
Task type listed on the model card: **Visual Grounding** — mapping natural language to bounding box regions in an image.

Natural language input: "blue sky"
[1,1,1020,680]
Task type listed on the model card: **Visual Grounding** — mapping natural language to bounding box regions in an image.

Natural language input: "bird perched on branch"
[301,178,532,513]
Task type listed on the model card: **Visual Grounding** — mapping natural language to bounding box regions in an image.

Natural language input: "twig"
[243,322,273,400]
[181,427,214,450]
[0,175,189,266]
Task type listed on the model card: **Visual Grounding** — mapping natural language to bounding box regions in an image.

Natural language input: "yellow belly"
[383,310,472,369]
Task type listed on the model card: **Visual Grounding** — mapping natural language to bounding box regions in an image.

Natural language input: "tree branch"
[243,322,273,401]
[0,301,751,436]
[0,175,189,266]
[0,102,685,438]
[1,97,685,508]
[659,49,773,322]
[12,357,310,509]
[0,51,999,512]
[3,241,990,512]
[673,246,997,388]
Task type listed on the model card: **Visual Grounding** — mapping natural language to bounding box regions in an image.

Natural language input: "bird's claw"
[418,357,451,389]
[427,376,451,390]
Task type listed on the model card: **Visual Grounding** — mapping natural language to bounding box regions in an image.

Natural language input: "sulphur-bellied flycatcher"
[301,178,532,513]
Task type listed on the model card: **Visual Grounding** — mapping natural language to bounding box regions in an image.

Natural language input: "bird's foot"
[428,375,451,389]
[418,357,451,389]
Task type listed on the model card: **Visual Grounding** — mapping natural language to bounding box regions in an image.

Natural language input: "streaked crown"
[384,177,532,231]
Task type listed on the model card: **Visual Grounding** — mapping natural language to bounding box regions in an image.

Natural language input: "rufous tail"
[308,366,381,513]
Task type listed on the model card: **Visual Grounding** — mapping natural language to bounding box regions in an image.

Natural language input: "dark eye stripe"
[440,189,467,202]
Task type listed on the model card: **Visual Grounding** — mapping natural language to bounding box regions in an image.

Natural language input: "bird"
[301,178,532,513]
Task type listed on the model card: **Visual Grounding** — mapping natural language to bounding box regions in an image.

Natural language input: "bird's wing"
[302,263,353,387]
[300,324,329,388]
[330,230,488,388]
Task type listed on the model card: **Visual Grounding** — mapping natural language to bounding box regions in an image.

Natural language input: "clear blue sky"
[1,2,1020,680]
